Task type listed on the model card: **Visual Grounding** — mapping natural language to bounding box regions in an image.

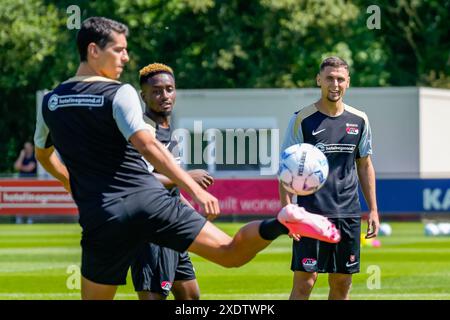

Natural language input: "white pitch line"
[199,293,450,299]
[0,292,449,299]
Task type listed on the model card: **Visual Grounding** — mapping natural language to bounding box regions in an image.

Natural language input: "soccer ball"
[278,143,329,196]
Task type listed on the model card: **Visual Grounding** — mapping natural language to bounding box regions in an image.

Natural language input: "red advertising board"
[181,178,281,216]
[0,178,281,216]
[0,179,77,215]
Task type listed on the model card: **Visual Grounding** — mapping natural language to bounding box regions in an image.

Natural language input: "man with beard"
[279,57,379,300]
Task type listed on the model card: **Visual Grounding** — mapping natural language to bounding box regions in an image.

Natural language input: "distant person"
[34,16,339,300]
[279,56,380,300]
[14,141,37,177]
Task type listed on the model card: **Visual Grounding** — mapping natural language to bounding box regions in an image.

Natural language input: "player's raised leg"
[188,221,271,268]
[188,206,340,268]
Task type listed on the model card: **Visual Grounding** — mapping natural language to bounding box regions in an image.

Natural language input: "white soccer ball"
[278,143,329,196]
[379,223,392,236]
[424,223,440,236]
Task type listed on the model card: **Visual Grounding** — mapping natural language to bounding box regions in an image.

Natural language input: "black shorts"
[80,189,206,285]
[291,217,361,274]
[131,243,196,295]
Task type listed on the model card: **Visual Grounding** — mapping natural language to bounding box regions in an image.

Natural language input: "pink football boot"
[277,204,341,243]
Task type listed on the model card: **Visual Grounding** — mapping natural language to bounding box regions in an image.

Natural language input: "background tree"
[0,0,64,173]
[1,0,448,172]
[369,0,450,87]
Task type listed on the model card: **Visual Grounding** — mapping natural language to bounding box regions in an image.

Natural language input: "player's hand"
[365,210,380,239]
[289,233,301,241]
[192,189,220,221]
[188,169,214,190]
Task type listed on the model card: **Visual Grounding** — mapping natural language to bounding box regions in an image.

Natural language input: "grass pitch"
[0,222,449,300]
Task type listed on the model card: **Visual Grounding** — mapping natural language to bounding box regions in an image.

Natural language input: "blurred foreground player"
[35,16,340,300]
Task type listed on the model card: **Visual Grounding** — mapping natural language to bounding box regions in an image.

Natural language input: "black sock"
[259,218,289,240]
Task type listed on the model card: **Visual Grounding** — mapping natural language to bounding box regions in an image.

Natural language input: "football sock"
[259,218,289,240]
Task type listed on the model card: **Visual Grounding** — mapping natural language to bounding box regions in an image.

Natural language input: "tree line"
[1,0,448,172]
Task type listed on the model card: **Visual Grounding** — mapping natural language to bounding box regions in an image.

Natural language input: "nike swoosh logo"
[345,261,359,267]
[312,128,326,136]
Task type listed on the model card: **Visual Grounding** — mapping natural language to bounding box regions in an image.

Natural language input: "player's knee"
[137,291,166,300]
[174,291,200,300]
[188,291,200,300]
[330,277,352,292]
[294,280,315,294]
[292,273,317,296]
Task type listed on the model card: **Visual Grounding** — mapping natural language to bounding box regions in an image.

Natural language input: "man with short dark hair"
[35,17,340,300]
[280,56,379,300]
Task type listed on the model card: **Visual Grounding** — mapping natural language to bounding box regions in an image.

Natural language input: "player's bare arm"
[153,171,217,220]
[130,129,219,217]
[153,170,213,190]
[188,169,214,189]
[279,182,293,207]
[356,155,379,238]
[35,146,71,193]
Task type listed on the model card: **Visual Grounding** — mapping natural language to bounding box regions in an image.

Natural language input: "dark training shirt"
[281,103,373,218]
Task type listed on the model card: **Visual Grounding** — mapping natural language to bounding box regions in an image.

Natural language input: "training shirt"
[34,76,164,229]
[142,114,181,197]
[281,103,373,218]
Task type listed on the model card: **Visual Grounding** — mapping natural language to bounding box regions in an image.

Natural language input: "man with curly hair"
[131,63,213,300]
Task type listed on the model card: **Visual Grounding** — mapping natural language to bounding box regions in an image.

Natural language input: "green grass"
[0,222,449,300]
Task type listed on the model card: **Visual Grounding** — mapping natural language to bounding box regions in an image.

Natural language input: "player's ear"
[87,43,99,59]
[347,76,350,88]
[316,74,321,87]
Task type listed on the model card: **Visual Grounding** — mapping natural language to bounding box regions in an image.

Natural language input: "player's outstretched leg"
[188,205,340,268]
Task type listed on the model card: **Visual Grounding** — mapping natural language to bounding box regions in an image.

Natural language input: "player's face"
[94,32,129,80]
[141,73,176,116]
[317,66,350,103]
